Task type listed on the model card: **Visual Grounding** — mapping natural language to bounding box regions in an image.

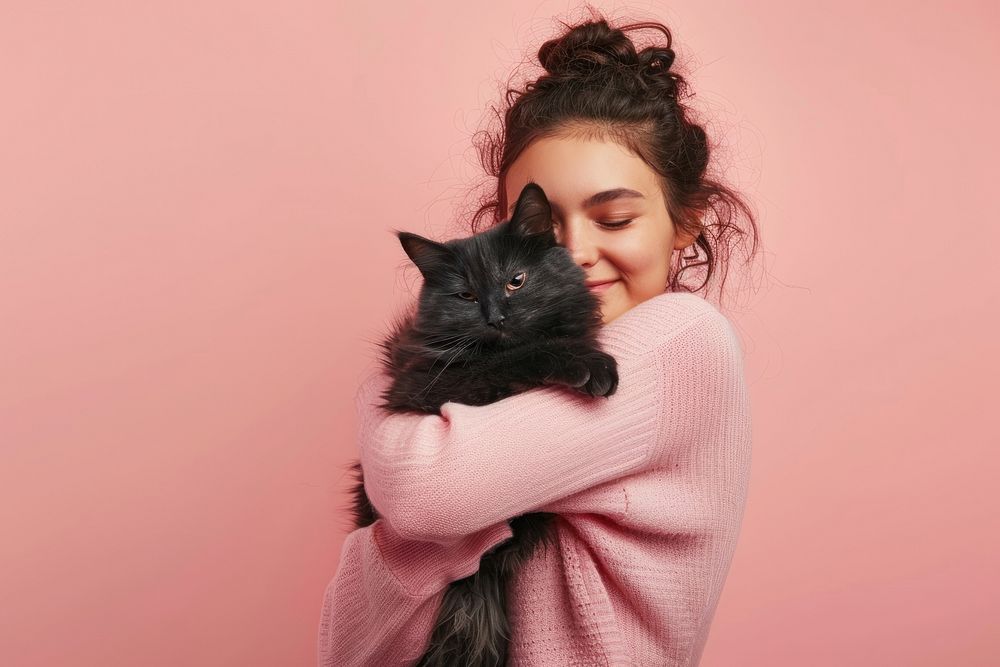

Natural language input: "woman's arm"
[317,517,514,666]
[359,293,745,542]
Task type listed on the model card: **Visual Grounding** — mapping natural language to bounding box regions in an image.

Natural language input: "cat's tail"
[414,552,510,667]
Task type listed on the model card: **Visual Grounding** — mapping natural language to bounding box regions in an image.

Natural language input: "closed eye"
[551,218,634,230]
[597,219,634,229]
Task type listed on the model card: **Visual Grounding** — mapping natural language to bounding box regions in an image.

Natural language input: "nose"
[484,299,506,329]
[556,217,598,268]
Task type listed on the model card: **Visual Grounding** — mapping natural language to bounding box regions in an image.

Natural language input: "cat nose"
[487,313,505,329]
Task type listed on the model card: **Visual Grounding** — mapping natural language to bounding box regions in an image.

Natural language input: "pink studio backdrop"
[2,1,997,665]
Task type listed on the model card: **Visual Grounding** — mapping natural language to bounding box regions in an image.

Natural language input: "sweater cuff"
[373,519,514,597]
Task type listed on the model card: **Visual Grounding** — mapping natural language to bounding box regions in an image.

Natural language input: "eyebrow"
[507,187,645,216]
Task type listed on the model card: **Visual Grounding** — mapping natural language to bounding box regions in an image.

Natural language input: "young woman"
[319,13,760,666]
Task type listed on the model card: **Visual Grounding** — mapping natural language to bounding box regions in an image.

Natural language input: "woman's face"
[504,134,695,324]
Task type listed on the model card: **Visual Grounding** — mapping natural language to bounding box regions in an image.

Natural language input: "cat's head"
[395,183,601,346]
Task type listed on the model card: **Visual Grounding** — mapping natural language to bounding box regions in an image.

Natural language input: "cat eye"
[507,272,526,290]
[457,291,478,302]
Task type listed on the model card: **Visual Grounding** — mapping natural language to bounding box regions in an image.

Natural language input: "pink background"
[2,1,997,665]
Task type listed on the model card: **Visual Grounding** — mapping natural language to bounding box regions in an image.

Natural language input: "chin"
[597,305,618,324]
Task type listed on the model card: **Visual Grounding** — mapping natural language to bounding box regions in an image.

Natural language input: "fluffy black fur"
[347,183,619,666]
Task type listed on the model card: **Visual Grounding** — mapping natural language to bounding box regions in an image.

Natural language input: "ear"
[396,231,458,281]
[507,182,554,239]
[674,229,698,250]
[673,209,703,249]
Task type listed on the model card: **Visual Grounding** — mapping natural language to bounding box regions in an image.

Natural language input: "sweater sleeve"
[358,293,742,542]
[317,517,514,666]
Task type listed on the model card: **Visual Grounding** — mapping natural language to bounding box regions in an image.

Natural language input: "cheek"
[611,240,672,293]
[614,236,663,274]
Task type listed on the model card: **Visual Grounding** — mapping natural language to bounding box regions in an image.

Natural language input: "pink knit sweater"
[317,291,752,666]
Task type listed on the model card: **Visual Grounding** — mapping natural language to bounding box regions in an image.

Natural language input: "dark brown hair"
[466,7,760,299]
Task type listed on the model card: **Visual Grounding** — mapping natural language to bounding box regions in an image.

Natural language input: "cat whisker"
[423,336,476,371]
[424,335,474,350]
[414,338,476,399]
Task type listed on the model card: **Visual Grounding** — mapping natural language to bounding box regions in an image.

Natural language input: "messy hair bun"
[538,20,677,95]
[469,10,759,299]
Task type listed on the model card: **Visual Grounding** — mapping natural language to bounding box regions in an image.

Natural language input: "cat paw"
[550,352,618,398]
[579,351,618,397]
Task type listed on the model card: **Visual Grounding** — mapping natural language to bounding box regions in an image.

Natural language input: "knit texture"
[317,291,752,666]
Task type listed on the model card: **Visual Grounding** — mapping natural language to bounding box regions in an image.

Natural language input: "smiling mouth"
[586,280,618,292]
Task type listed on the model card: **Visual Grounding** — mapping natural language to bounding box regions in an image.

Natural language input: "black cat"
[347,182,619,666]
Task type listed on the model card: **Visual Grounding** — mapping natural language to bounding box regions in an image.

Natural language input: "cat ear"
[396,231,458,281]
[507,183,554,239]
